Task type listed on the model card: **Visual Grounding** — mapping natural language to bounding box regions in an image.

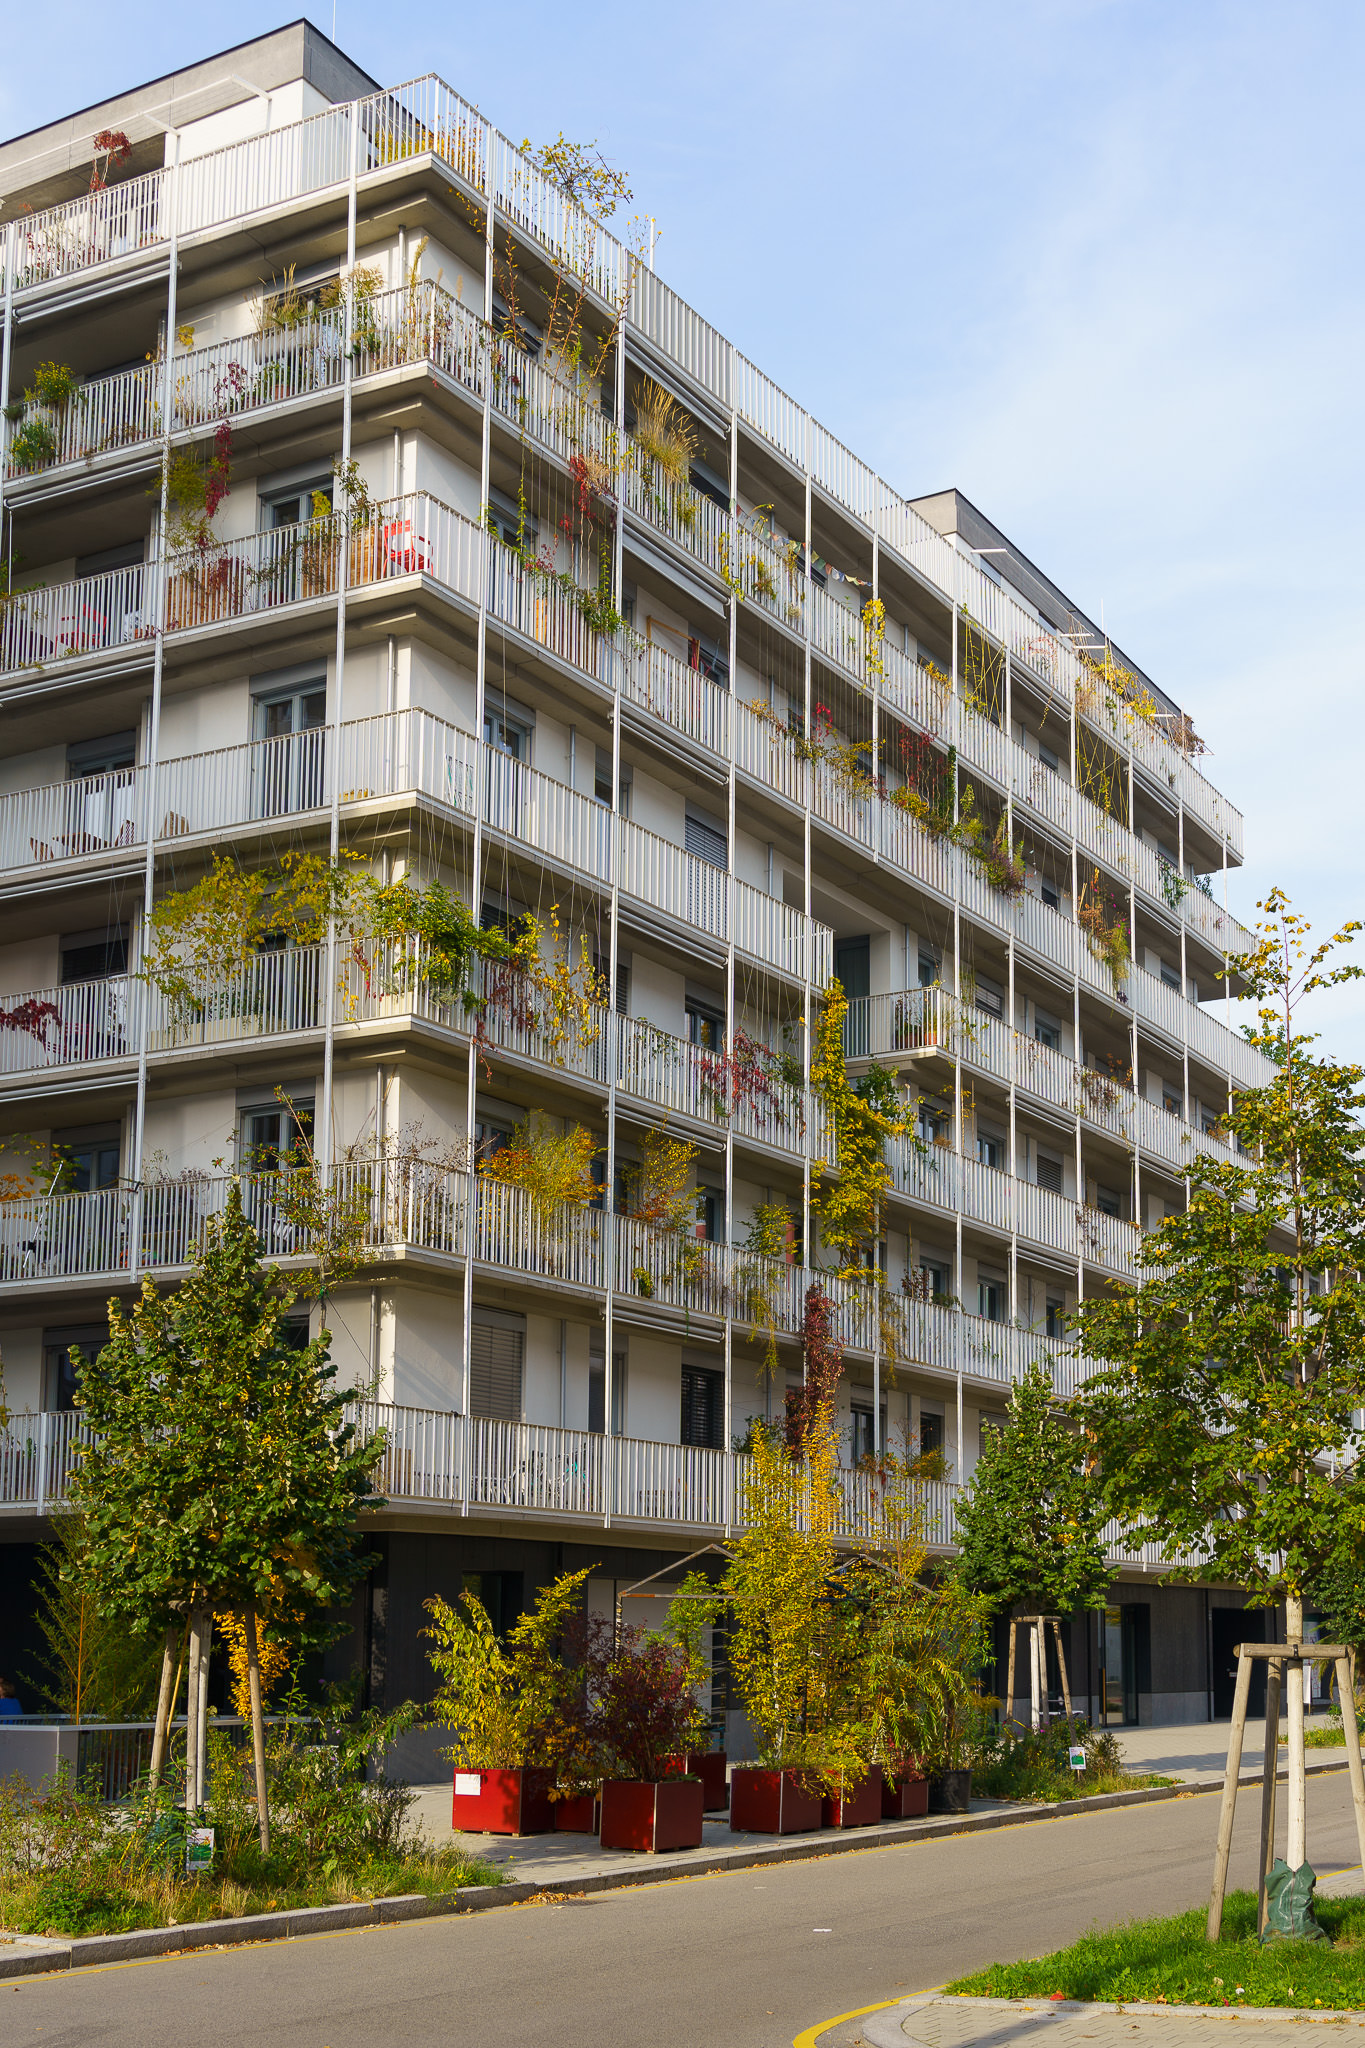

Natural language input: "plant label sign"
[186,1826,215,1875]
[1068,1746,1086,1775]
[454,1773,481,1797]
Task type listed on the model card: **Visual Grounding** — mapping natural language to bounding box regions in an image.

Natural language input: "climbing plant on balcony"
[1077,868,1131,989]
[479,1113,601,1222]
[623,1124,703,1299]
[477,903,610,1068]
[889,728,1024,899]
[732,1200,796,1377]
[810,979,908,1274]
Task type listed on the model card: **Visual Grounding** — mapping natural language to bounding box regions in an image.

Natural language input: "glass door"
[255,686,327,816]
[1100,1605,1139,1725]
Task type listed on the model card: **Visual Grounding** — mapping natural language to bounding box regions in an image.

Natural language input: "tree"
[1075,892,1365,1900]
[954,1362,1110,1725]
[71,1185,386,1846]
[23,1512,164,1722]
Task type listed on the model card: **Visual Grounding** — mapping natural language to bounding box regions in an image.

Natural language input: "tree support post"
[1207,1646,1252,1941]
[1257,1660,1282,1936]
[1334,1652,1365,1885]
[1050,1617,1073,1721]
[147,1620,179,1791]
[245,1606,271,1854]
[1004,1619,1018,1729]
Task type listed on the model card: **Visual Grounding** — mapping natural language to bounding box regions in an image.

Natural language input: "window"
[918,1410,944,1458]
[42,1324,107,1412]
[918,1103,949,1148]
[53,1124,121,1191]
[688,633,730,689]
[461,1571,524,1637]
[686,998,725,1049]
[1041,882,1060,911]
[280,1313,312,1353]
[1035,1153,1064,1194]
[60,925,128,983]
[1201,1111,1221,1137]
[486,486,536,548]
[1096,1186,1123,1218]
[261,474,332,530]
[254,683,327,815]
[1163,1088,1182,1117]
[594,955,631,1016]
[474,1116,515,1166]
[975,981,1003,1021]
[681,1364,724,1449]
[1034,1013,1061,1052]
[850,1405,885,1462]
[594,746,630,814]
[240,1099,313,1172]
[491,292,541,360]
[1038,742,1059,772]
[695,1186,724,1243]
[1160,962,1182,992]
[75,540,144,581]
[470,1313,524,1421]
[684,810,727,868]
[1045,1298,1066,1340]
[976,1130,1004,1171]
[918,950,940,990]
[588,1331,626,1435]
[920,1259,951,1302]
[689,459,729,513]
[485,707,530,760]
[978,1277,1005,1323]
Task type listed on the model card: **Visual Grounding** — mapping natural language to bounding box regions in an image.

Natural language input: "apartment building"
[0,25,1278,1729]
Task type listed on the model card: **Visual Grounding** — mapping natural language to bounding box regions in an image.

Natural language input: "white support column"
[801,414,814,1284]
[460,155,497,1498]
[1178,796,1191,1123]
[129,128,181,1271]
[723,375,739,1514]
[318,102,361,1177]
[602,268,631,1527]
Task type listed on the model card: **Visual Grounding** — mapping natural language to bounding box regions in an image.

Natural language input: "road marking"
[792,1997,900,2047]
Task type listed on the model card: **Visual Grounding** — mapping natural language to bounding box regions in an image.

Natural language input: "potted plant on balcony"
[584,1615,708,1853]
[424,1566,592,1836]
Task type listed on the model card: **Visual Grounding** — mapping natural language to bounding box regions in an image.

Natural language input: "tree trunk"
[1053,1619,1073,1722]
[1286,1593,1306,1869]
[147,1622,179,1792]
[1029,1619,1042,1732]
[1004,1617,1018,1729]
[244,1606,271,1855]
[195,1612,212,1810]
[184,1610,203,1810]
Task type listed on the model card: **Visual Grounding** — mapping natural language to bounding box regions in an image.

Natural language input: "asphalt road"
[5,1771,1360,2048]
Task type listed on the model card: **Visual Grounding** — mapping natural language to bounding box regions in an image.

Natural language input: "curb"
[0,1763,1349,1982]
[861,1991,1365,2045]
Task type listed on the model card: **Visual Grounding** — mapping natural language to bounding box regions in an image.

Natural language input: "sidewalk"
[1117,1716,1350,1786]
[859,1995,1365,2048]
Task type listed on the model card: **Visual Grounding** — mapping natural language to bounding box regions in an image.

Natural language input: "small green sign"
[186,1826,215,1876]
[1069,1746,1086,1774]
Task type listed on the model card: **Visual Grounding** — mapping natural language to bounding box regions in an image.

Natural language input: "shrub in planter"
[823,1765,883,1829]
[882,1762,929,1819]
[576,1617,710,1854]
[425,1567,593,1836]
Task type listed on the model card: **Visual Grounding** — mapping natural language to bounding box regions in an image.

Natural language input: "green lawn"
[946,1891,1365,2010]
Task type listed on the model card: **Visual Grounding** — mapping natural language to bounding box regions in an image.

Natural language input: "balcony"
[845,986,1242,1181]
[0,74,1244,856]
[0,1401,1170,1570]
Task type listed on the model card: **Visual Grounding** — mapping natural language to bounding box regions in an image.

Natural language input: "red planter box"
[882,1767,929,1820]
[552,1791,600,1833]
[599,1777,705,1853]
[729,1767,823,1836]
[668,1750,728,1811]
[823,1766,884,1829]
[451,1766,555,1836]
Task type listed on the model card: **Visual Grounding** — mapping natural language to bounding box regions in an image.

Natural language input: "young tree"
[1075,893,1365,1904]
[71,1184,385,1845]
[953,1361,1111,1725]
[24,1511,164,1722]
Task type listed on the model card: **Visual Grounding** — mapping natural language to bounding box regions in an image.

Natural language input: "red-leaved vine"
[784,1282,843,1457]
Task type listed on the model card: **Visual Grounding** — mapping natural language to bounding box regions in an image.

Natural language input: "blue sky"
[6,3,1362,1054]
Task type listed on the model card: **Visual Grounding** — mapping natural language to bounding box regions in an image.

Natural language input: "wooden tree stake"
[147,1621,179,1791]
[1334,1653,1365,1885]
[1208,1647,1252,1942]
[244,1605,271,1855]
[1257,1661,1281,1935]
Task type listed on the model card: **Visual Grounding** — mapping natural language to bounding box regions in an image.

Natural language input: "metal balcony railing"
[0,1400,1172,1566]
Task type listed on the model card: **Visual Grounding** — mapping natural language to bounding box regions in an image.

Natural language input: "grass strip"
[946,1891,1365,2009]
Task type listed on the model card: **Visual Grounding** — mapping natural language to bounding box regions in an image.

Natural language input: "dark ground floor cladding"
[0,1526,1313,1750]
